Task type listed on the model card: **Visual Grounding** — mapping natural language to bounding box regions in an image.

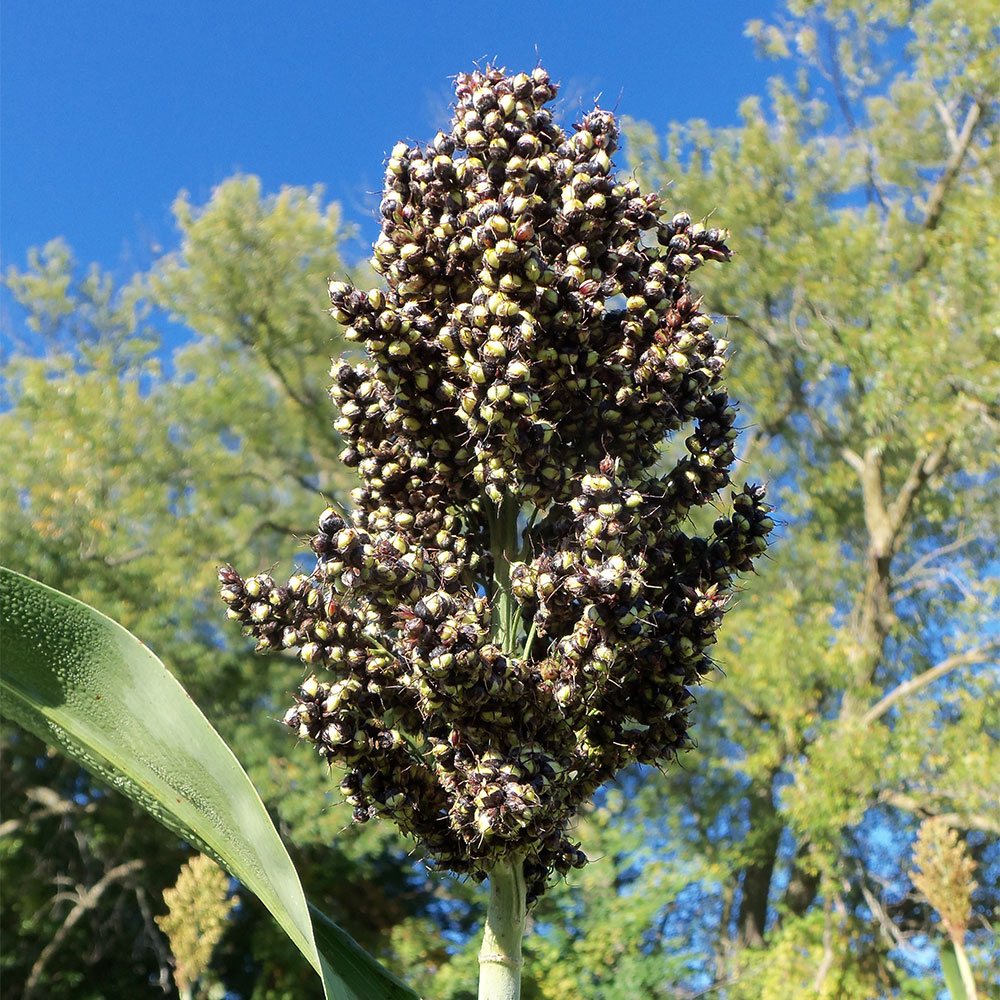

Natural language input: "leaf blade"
[0,566,418,1000]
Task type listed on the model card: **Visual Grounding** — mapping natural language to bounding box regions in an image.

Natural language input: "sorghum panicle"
[220,65,772,901]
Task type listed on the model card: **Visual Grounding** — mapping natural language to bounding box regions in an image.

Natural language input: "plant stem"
[951,935,978,1000]
[486,493,521,654]
[478,857,526,1000]
[480,493,527,998]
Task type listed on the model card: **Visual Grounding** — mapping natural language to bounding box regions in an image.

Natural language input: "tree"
[526,0,999,995]
[0,178,456,998]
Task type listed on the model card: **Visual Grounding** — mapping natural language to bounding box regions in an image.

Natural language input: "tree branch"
[895,533,976,589]
[840,446,865,476]
[861,643,999,726]
[858,877,910,952]
[912,98,984,274]
[885,441,951,554]
[859,445,892,554]
[878,791,1000,836]
[923,100,982,233]
[932,94,960,153]
[811,897,836,993]
[821,21,889,212]
[135,885,174,994]
[24,859,145,999]
[0,787,97,838]
[101,547,149,567]
[239,312,324,418]
[715,300,844,453]
[845,438,956,702]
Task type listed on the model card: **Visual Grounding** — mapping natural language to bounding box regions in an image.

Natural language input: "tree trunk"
[783,844,820,917]
[737,777,781,948]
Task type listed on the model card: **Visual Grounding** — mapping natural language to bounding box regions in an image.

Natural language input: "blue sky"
[2,2,780,276]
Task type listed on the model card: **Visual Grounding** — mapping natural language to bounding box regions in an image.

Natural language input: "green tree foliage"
[0,178,454,999]
[534,1,999,996]
[3,4,998,996]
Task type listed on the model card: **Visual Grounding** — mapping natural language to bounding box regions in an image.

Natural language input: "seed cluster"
[220,65,772,901]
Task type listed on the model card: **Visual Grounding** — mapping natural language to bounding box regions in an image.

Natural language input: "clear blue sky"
[2,2,779,276]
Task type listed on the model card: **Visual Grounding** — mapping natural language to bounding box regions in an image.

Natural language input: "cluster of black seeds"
[220,65,772,902]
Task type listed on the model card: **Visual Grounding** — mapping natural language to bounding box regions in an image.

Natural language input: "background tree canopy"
[2,2,997,997]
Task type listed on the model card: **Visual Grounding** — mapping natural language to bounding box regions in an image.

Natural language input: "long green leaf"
[0,566,419,1000]
[939,940,968,1000]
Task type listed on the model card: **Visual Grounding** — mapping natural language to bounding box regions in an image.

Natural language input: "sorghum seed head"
[220,63,770,903]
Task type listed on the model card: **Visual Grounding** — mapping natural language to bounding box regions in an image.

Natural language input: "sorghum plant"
[219,65,771,997]
[156,854,237,1000]
[910,818,980,1000]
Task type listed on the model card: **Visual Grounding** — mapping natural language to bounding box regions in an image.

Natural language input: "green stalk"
[478,857,527,1000]
[951,936,978,1000]
[487,493,522,655]
[479,494,527,998]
